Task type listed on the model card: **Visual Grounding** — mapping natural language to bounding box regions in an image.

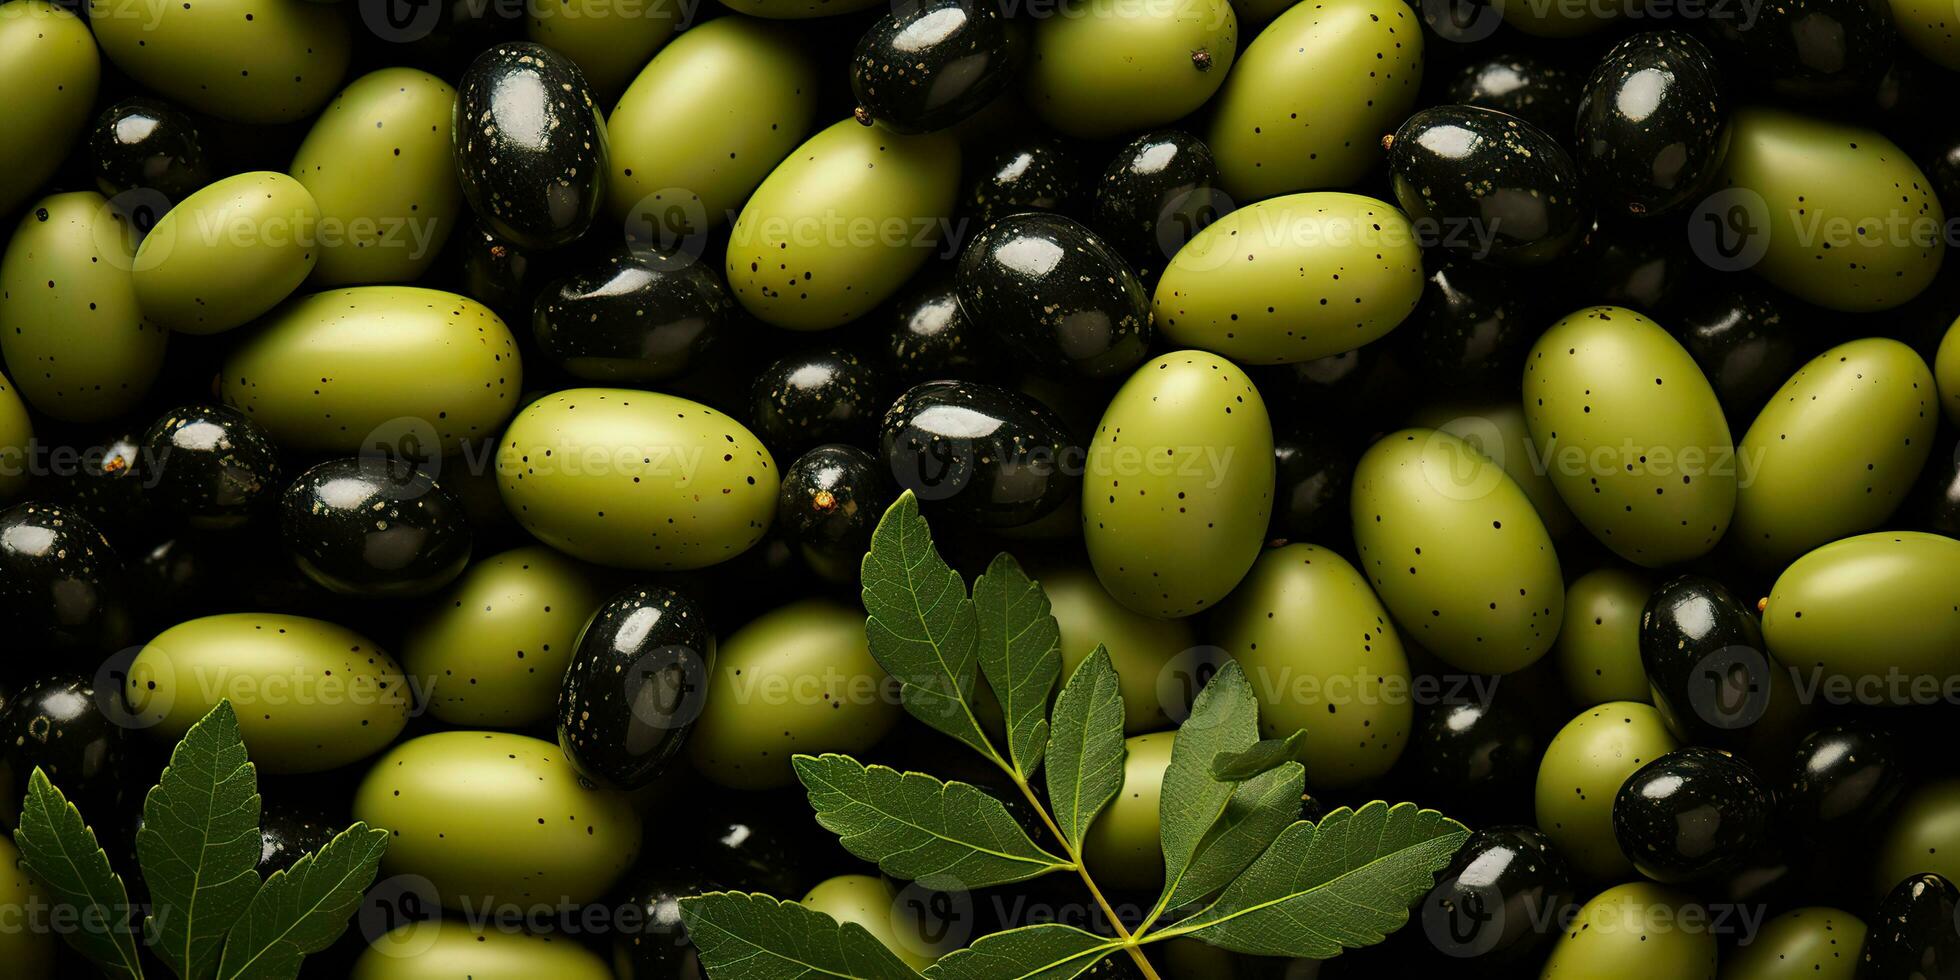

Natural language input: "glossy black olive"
[1268,427,1352,545]
[965,141,1078,226]
[279,457,473,598]
[0,501,133,662]
[129,534,229,623]
[749,350,885,456]
[880,380,1077,528]
[88,97,211,214]
[1410,697,1538,819]
[1,675,128,814]
[681,800,834,896]
[141,404,283,531]
[1574,32,1727,217]
[1091,130,1221,275]
[1639,574,1781,746]
[1419,825,1575,963]
[1249,337,1412,432]
[1394,257,1533,393]
[886,275,1001,382]
[534,248,732,385]
[1445,54,1581,138]
[850,0,1015,134]
[779,445,895,585]
[1910,435,1960,537]
[1611,747,1772,883]
[956,212,1151,380]
[1928,127,1960,217]
[611,864,714,980]
[454,42,608,249]
[257,804,336,877]
[1781,725,1907,843]
[50,431,149,535]
[454,217,559,323]
[1386,105,1589,268]
[1862,873,1960,978]
[557,586,715,790]
[1671,278,1806,425]
[1706,0,1896,104]
[1561,215,1697,319]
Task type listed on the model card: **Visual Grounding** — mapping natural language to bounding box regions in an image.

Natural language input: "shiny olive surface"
[1,675,127,814]
[1387,105,1589,267]
[0,501,133,662]
[140,404,283,531]
[611,863,714,980]
[256,804,335,877]
[556,586,715,790]
[1863,873,1960,978]
[885,275,1000,382]
[1268,426,1351,545]
[454,42,608,249]
[748,350,884,457]
[778,444,894,585]
[1781,725,1907,843]
[1411,697,1539,821]
[1911,436,1960,537]
[1574,32,1727,217]
[955,212,1151,380]
[1671,278,1806,424]
[533,249,733,385]
[964,141,1078,225]
[850,0,1014,134]
[1445,54,1581,138]
[88,97,211,215]
[1705,0,1896,103]
[1091,130,1220,275]
[1395,256,1534,393]
[1561,215,1696,318]
[880,380,1077,528]
[1612,747,1772,883]
[279,457,473,598]
[51,431,149,535]
[455,218,562,324]
[1421,825,1576,963]
[1639,575,1776,746]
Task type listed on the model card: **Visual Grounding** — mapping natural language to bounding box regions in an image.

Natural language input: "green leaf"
[1152,660,1259,918]
[138,700,264,980]
[794,754,1070,890]
[971,554,1062,779]
[680,891,923,980]
[924,924,1120,980]
[1164,802,1470,958]
[1043,646,1126,852]
[215,823,389,980]
[1209,731,1306,782]
[861,491,993,758]
[12,769,146,980]
[1161,762,1303,913]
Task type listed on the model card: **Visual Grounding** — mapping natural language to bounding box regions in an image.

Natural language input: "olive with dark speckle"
[50,431,149,536]
[1861,873,1960,978]
[748,350,885,457]
[140,403,283,531]
[880,379,1077,528]
[1091,130,1220,276]
[1574,32,1728,217]
[87,97,211,221]
[0,501,134,663]
[956,212,1151,380]
[1705,0,1896,104]
[850,0,1015,134]
[454,42,609,250]
[556,586,714,790]
[534,248,733,385]
[778,444,894,586]
[279,457,473,598]
[885,275,1001,382]
[256,803,336,877]
[1386,105,1590,268]
[1445,54,1581,138]
[1,675,127,815]
[1611,746,1772,883]
[1395,256,1534,393]
[1420,825,1575,964]
[1781,725,1907,844]
[964,140,1078,226]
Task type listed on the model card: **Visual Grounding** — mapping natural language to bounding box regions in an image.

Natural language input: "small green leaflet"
[680,891,923,980]
[13,769,146,980]
[1043,646,1126,852]
[1210,731,1306,782]
[924,924,1119,980]
[861,492,993,758]
[214,823,389,980]
[1151,660,1259,919]
[971,554,1062,779]
[1160,762,1303,914]
[794,754,1070,890]
[1165,802,1470,958]
[138,701,264,980]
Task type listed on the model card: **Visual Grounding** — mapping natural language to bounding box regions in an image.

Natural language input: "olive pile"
[1,0,1959,975]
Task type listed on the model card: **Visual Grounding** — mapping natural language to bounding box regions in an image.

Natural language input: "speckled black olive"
[779,444,894,585]
[454,218,560,323]
[1705,0,1895,104]
[1612,747,1773,883]
[1862,873,1960,978]
[454,42,608,250]
[886,275,1000,382]
[1420,825,1575,963]
[256,803,336,877]
[955,212,1151,379]
[278,457,473,598]
[87,97,211,214]
[1574,32,1727,217]
[964,141,1078,226]
[1,675,128,814]
[140,404,283,531]
[1268,426,1351,545]
[1561,215,1696,318]
[610,864,715,980]
[1386,105,1589,268]
[1445,54,1581,138]
[1639,575,1778,746]
[50,431,149,535]
[850,0,1015,134]
[1411,697,1538,819]
[557,586,714,790]
[0,501,133,662]
[1394,256,1533,392]
[748,350,885,456]
[1091,130,1220,275]
[1671,278,1806,424]
[1781,725,1907,843]
[880,380,1077,528]
[534,248,733,385]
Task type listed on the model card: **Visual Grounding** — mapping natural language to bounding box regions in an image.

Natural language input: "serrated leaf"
[1153,660,1259,917]
[1043,646,1126,852]
[861,491,993,758]
[138,700,263,980]
[1162,762,1303,913]
[1210,731,1305,782]
[680,891,923,980]
[924,924,1120,980]
[1166,802,1470,958]
[794,754,1070,890]
[215,823,389,980]
[12,769,146,980]
[972,554,1062,779]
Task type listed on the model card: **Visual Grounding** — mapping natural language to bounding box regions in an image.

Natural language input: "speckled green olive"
[280,457,473,597]
[290,68,462,286]
[220,286,521,455]
[496,389,777,570]
[0,373,30,502]
[800,875,954,971]
[1539,882,1716,979]
[1153,192,1424,364]
[130,613,411,773]
[1939,316,1960,425]
[1874,779,1960,896]
[526,0,681,101]
[727,119,959,330]
[1205,0,1420,198]
[403,545,603,727]
[1724,907,1864,980]
[1716,107,1944,312]
[132,172,321,334]
[1084,351,1274,619]
[1534,702,1678,878]
[0,192,168,422]
[1554,566,1651,707]
[1893,0,1960,68]
[355,919,614,979]
[1409,399,1576,539]
[1524,306,1735,567]
[1042,565,1192,733]
[0,1,97,218]
[87,0,350,124]
[1351,428,1564,674]
[1081,731,1170,891]
[1025,0,1236,139]
[1762,531,1960,687]
[354,730,641,909]
[688,599,898,789]
[0,834,54,978]
[607,18,817,236]
[1215,544,1410,788]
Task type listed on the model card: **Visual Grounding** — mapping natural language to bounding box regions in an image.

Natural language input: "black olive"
[880,380,1078,528]
[87,97,211,221]
[749,350,886,456]
[140,404,283,531]
[1410,697,1538,821]
[1780,725,1907,844]
[556,586,714,790]
[1445,54,1581,138]
[885,274,1002,382]
[1671,277,1808,425]
[1574,32,1727,217]
[454,42,608,250]
[0,501,133,664]
[1268,426,1352,546]
[610,864,715,980]
[1909,435,1960,538]
[453,218,562,324]
[1862,873,1960,978]
[1705,0,1896,104]
[779,444,895,586]
[850,0,1015,134]
[534,248,733,385]
[1,675,128,815]
[278,457,473,598]
[1927,126,1960,217]
[964,141,1079,226]
[1419,825,1575,963]
[1638,574,1790,747]
[50,431,150,535]
[256,803,336,877]
[1394,256,1534,393]
[1611,747,1773,883]
[1386,105,1589,268]
[1559,215,1697,319]
[1091,130,1221,276]
[956,212,1151,379]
